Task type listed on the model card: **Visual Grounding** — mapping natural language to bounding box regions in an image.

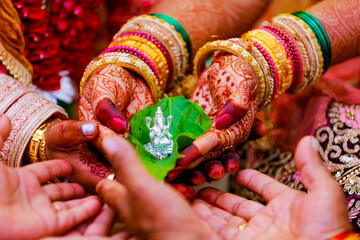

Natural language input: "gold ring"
[223,129,234,151]
[238,222,247,231]
[107,173,115,181]
[53,203,60,212]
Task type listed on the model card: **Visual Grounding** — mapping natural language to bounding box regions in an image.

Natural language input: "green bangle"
[150,13,192,62]
[292,11,331,73]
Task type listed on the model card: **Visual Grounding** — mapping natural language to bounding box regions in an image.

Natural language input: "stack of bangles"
[331,231,360,240]
[80,14,192,102]
[193,11,331,110]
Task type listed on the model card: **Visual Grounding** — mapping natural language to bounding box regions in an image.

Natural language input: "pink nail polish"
[215,113,234,129]
[110,117,127,134]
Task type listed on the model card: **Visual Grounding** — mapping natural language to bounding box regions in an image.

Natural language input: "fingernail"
[102,137,119,156]
[110,116,127,134]
[215,113,234,129]
[311,136,319,152]
[82,123,96,136]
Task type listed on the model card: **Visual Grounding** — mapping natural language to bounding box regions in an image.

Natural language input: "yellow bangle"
[110,36,169,86]
[80,52,159,102]
[193,40,266,108]
[29,118,61,163]
[243,29,293,96]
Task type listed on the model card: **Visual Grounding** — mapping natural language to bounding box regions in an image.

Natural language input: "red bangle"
[331,231,359,240]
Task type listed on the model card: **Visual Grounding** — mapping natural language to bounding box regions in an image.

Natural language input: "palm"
[193,136,353,240]
[0,160,102,239]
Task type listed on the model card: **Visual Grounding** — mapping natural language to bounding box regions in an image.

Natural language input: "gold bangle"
[80,52,159,102]
[193,40,265,107]
[110,36,169,86]
[29,118,61,163]
[243,29,293,96]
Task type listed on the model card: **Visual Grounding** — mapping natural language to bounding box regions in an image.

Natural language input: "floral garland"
[12,0,101,104]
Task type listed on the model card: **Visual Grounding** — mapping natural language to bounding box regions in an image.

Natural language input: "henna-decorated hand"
[0,159,102,239]
[166,54,260,182]
[45,120,113,192]
[79,64,154,149]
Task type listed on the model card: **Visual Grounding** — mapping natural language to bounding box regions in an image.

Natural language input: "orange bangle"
[331,231,360,240]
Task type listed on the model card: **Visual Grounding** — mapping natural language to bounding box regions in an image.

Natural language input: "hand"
[45,120,113,191]
[96,135,221,240]
[0,159,102,239]
[192,136,353,240]
[166,54,260,181]
[79,64,154,147]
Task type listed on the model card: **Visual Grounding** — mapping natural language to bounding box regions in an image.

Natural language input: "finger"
[25,159,72,184]
[197,187,264,221]
[43,183,85,201]
[123,77,155,121]
[235,169,291,202]
[203,160,226,180]
[46,120,99,149]
[295,135,339,191]
[84,204,116,236]
[215,88,251,129]
[96,179,129,220]
[247,118,267,140]
[0,114,11,148]
[191,199,240,240]
[54,196,102,234]
[189,169,206,185]
[170,183,196,201]
[101,136,154,186]
[192,199,246,229]
[220,152,241,173]
[95,97,128,134]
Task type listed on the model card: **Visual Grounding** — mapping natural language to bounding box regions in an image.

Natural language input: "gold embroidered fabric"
[234,102,360,230]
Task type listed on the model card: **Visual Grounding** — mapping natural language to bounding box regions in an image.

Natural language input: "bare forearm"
[149,0,270,57]
[307,0,360,64]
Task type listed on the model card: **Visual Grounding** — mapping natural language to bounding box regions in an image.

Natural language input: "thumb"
[102,136,153,188]
[295,136,338,191]
[46,120,99,149]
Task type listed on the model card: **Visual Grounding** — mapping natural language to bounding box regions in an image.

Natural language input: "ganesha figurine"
[144,107,174,159]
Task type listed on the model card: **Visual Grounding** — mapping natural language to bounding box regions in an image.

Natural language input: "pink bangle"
[247,39,279,99]
[263,25,303,91]
[103,46,160,80]
[114,31,173,82]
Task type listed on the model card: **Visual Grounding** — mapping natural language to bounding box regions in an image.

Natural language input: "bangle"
[80,52,159,102]
[228,38,274,108]
[117,15,188,76]
[292,11,331,73]
[149,13,192,62]
[331,231,360,240]
[29,118,61,163]
[272,14,323,91]
[243,29,293,97]
[270,18,311,93]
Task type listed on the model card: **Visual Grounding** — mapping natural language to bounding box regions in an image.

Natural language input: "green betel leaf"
[127,96,212,181]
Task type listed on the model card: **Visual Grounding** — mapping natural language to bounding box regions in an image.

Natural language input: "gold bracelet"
[29,118,61,163]
[243,29,293,96]
[193,40,266,107]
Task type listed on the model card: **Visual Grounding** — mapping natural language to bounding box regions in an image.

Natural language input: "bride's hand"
[166,54,260,182]
[79,64,154,148]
